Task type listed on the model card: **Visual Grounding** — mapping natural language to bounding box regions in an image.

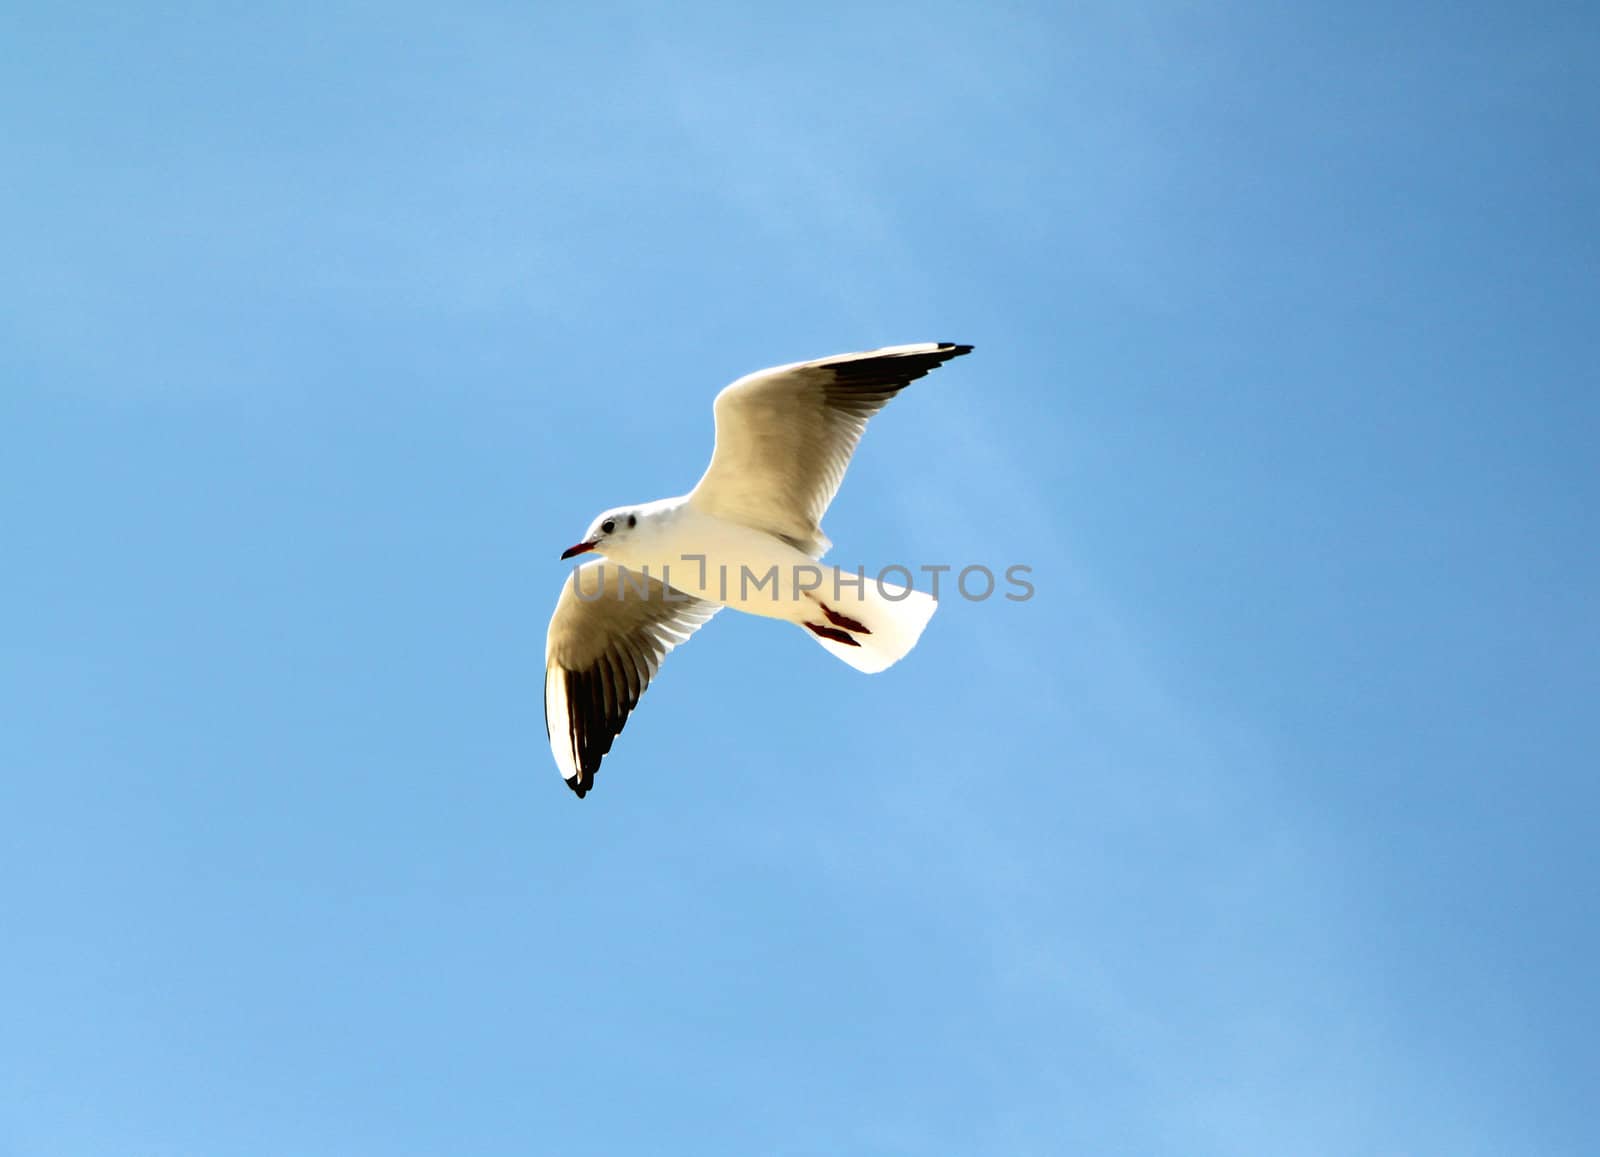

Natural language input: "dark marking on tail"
[805,622,861,647]
[818,602,871,635]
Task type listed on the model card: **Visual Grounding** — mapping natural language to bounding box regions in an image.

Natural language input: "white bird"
[545,341,973,797]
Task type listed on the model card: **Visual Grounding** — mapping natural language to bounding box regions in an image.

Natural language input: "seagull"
[545,341,973,797]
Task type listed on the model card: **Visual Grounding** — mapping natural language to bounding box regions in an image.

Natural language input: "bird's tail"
[796,568,937,674]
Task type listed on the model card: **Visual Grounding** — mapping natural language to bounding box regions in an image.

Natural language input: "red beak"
[560,541,597,560]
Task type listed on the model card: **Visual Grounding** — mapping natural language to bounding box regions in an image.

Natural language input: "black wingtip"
[939,342,974,357]
[565,774,591,799]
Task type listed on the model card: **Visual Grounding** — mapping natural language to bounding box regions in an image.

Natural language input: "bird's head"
[560,507,641,560]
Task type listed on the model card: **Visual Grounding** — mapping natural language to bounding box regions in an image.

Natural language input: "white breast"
[608,503,824,621]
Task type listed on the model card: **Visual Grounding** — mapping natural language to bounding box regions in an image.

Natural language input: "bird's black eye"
[601,519,615,535]
[627,514,637,529]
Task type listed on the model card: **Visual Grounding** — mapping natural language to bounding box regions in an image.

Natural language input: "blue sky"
[3,1,1596,1153]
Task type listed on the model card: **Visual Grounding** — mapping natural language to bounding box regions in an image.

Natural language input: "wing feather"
[687,342,972,555]
[544,561,720,797]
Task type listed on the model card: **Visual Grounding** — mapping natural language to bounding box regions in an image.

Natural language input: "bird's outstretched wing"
[545,561,721,797]
[687,342,972,556]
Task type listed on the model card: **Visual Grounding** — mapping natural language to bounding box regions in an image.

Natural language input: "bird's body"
[583,499,868,622]
[545,341,972,797]
[573,498,812,620]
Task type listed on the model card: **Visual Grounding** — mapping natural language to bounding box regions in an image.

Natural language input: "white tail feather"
[799,573,937,673]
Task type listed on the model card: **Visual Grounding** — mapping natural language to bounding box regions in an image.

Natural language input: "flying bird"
[545,341,973,797]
